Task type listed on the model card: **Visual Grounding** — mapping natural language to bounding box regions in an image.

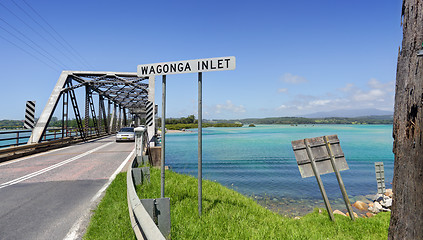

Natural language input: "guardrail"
[127,127,168,240]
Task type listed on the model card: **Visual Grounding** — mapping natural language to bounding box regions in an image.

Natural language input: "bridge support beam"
[123,108,127,127]
[27,71,149,144]
[29,71,70,144]
[110,103,116,133]
[118,106,122,130]
[85,86,90,136]
[62,90,69,138]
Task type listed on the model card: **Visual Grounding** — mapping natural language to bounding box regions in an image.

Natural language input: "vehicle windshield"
[119,127,134,133]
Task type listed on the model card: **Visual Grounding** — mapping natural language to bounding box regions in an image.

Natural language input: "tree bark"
[389,0,423,239]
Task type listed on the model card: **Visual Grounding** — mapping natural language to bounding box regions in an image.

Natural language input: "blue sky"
[0,0,402,120]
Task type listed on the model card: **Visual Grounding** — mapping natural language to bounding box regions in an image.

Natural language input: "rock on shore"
[335,189,393,218]
[334,210,347,216]
[362,189,393,216]
[352,201,368,211]
[368,190,392,214]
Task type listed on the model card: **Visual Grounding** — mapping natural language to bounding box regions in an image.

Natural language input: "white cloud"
[271,78,394,116]
[309,99,331,106]
[276,104,287,110]
[352,79,394,102]
[278,88,288,93]
[281,73,308,84]
[368,78,393,90]
[340,83,354,92]
[206,100,246,117]
[353,89,385,101]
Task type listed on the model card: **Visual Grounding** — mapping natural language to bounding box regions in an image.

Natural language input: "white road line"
[63,148,135,240]
[0,145,71,167]
[0,136,113,167]
[0,142,114,190]
[90,148,135,202]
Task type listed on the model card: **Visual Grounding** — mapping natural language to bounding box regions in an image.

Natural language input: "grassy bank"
[84,169,390,239]
[83,173,135,240]
[139,168,390,239]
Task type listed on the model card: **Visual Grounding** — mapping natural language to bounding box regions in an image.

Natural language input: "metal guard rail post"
[127,127,165,240]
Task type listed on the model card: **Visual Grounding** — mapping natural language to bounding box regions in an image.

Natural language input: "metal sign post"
[292,135,354,221]
[161,75,166,198]
[137,56,236,216]
[198,72,203,216]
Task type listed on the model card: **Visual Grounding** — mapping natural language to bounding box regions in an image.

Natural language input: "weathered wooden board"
[292,135,349,178]
[375,162,386,194]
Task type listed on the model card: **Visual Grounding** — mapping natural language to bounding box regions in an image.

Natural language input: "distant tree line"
[212,115,393,125]
[0,120,24,129]
[0,115,393,130]
[157,115,243,130]
[165,115,197,124]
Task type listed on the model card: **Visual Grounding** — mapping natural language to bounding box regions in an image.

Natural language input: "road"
[0,136,134,240]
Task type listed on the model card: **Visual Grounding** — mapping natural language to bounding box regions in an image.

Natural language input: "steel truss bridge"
[29,71,155,144]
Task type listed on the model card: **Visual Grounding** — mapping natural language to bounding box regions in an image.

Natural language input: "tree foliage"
[214,116,393,125]
[157,115,242,129]
[0,115,392,130]
[0,120,24,129]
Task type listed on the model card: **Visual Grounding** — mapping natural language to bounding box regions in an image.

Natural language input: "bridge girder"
[29,71,152,144]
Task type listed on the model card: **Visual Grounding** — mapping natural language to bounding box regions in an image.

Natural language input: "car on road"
[116,127,135,142]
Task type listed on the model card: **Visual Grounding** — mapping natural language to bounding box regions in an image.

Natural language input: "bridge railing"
[0,129,32,148]
[127,127,167,240]
[0,127,108,149]
[0,127,111,162]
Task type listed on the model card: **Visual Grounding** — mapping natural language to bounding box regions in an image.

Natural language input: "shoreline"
[163,129,194,133]
[251,192,384,218]
[166,129,186,133]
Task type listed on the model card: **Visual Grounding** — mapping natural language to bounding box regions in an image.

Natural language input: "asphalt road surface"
[0,136,134,240]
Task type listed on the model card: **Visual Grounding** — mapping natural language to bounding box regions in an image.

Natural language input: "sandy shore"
[167,130,185,133]
[158,129,193,134]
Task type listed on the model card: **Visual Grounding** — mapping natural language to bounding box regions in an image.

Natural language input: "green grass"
[137,168,390,240]
[83,169,390,240]
[83,173,135,240]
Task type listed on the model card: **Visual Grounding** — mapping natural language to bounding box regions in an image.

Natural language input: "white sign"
[137,56,236,77]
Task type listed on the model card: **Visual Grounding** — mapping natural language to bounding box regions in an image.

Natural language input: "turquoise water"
[166,124,394,215]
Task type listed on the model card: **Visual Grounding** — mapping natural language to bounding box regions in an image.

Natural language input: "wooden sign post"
[292,135,355,221]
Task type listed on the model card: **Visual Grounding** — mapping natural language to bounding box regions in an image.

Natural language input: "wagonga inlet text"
[137,56,236,77]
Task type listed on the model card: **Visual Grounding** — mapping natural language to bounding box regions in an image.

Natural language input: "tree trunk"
[389,0,423,239]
